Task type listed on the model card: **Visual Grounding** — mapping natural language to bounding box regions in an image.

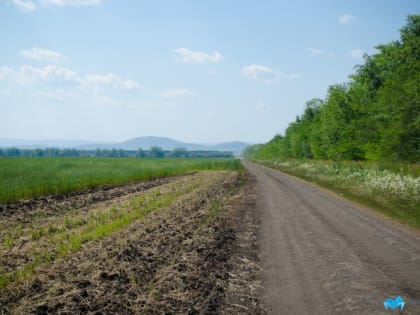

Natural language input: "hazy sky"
[1,0,419,143]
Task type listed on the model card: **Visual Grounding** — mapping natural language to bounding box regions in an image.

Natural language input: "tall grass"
[0,158,242,204]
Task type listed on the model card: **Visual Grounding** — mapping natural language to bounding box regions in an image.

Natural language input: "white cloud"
[21,64,79,81]
[7,0,101,10]
[174,48,222,64]
[0,64,140,91]
[338,14,356,24]
[162,88,195,99]
[41,0,101,6]
[38,89,70,101]
[0,66,14,80]
[306,47,334,57]
[349,49,364,59]
[21,47,63,63]
[307,47,325,55]
[119,80,141,90]
[84,73,141,90]
[242,64,298,83]
[0,64,79,86]
[242,65,277,81]
[10,0,36,11]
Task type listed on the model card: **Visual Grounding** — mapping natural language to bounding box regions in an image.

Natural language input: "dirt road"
[243,161,420,315]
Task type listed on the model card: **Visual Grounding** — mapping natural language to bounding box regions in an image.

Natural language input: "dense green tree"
[150,146,164,158]
[6,148,21,157]
[136,148,146,158]
[243,15,419,162]
[172,147,187,158]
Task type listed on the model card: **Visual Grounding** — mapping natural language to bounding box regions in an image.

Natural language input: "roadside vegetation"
[243,15,419,228]
[256,160,420,228]
[0,158,241,204]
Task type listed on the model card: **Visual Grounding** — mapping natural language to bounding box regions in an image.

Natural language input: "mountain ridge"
[0,136,251,153]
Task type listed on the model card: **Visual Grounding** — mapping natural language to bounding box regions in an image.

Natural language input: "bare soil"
[0,171,265,314]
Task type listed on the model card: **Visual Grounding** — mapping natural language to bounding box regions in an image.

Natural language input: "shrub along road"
[243,161,420,315]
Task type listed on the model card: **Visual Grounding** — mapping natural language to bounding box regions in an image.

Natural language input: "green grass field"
[0,157,242,204]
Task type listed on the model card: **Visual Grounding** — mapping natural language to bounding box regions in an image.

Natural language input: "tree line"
[244,15,419,162]
[0,147,234,158]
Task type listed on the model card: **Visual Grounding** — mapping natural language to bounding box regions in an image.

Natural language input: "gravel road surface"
[243,161,420,315]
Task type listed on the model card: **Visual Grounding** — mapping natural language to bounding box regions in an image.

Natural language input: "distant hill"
[1,137,251,153]
[121,137,202,151]
[78,136,250,153]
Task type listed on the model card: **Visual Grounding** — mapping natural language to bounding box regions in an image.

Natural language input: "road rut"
[243,161,420,315]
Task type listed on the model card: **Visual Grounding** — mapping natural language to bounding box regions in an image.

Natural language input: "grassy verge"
[0,157,242,204]
[253,159,420,229]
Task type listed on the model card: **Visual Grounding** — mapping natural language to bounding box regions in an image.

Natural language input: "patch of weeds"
[0,273,12,288]
[47,224,59,234]
[3,234,15,249]
[203,202,221,224]
[129,272,140,286]
[30,227,47,241]
[3,234,15,250]
[64,217,76,229]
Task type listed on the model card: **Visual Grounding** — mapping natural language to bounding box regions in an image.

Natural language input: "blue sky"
[1,0,419,143]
